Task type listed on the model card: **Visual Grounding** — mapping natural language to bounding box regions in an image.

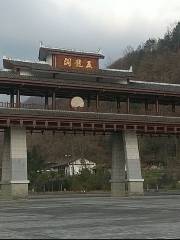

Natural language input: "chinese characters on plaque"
[63,57,93,69]
[53,54,99,71]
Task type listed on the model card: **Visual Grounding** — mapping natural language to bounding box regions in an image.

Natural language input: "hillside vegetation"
[110,22,180,84]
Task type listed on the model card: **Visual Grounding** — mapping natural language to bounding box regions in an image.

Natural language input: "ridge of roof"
[39,46,105,61]
[3,57,48,65]
[41,45,103,55]
[130,80,180,87]
[106,66,133,73]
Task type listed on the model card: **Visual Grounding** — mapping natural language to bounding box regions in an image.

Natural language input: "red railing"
[0,101,179,117]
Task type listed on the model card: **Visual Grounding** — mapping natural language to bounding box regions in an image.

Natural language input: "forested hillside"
[110,22,180,84]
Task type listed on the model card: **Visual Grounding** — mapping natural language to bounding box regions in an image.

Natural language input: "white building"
[52,158,96,176]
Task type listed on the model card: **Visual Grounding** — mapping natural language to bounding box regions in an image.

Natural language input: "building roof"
[2,58,133,79]
[51,158,96,168]
[129,80,180,94]
[0,69,180,96]
[38,46,105,61]
[2,56,180,98]
[3,58,52,70]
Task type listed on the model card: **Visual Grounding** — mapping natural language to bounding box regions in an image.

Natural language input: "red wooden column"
[52,91,56,110]
[87,96,90,110]
[127,96,130,113]
[10,91,14,108]
[172,102,176,113]
[116,97,120,113]
[155,96,159,113]
[45,95,49,109]
[96,93,99,111]
[16,89,20,108]
[145,100,149,113]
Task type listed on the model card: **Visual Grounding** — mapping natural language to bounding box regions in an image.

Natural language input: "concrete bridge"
[1,45,180,198]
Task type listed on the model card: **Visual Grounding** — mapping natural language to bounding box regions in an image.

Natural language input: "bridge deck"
[0,107,180,133]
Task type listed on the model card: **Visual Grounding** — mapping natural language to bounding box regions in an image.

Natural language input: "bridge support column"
[111,133,126,196]
[0,127,29,199]
[123,131,144,195]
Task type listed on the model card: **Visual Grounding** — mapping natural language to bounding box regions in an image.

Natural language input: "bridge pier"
[123,131,144,195]
[111,131,144,196]
[0,127,29,199]
[111,133,126,196]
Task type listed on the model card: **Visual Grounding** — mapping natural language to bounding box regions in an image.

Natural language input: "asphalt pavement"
[0,193,180,239]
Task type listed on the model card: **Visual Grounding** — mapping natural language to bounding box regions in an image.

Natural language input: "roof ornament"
[40,41,44,47]
[129,66,133,72]
[97,48,103,55]
[3,56,11,60]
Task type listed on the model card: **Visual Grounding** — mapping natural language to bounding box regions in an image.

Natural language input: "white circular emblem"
[70,96,84,108]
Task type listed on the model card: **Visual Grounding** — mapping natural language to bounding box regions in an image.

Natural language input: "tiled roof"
[1,66,180,95]
[129,80,180,93]
[3,58,52,70]
[0,70,179,95]
[2,58,133,78]
[38,46,105,61]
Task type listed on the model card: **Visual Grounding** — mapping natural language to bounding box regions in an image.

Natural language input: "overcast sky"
[0,0,180,68]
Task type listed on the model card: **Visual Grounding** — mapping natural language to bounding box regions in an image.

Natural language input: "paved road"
[0,194,180,239]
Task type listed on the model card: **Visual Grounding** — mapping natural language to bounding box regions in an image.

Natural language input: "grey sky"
[0,0,180,68]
